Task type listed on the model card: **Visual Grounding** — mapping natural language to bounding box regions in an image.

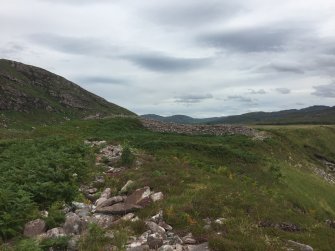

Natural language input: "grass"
[0,118,335,250]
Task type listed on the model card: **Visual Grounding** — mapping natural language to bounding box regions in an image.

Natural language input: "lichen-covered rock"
[23,219,46,237]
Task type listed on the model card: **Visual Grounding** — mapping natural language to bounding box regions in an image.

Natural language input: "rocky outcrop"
[141,119,266,138]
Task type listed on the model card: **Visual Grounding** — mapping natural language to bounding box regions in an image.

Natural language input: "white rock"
[121,180,135,193]
[150,192,164,202]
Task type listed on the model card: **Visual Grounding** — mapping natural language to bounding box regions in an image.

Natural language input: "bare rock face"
[97,195,125,208]
[125,186,152,207]
[23,219,47,237]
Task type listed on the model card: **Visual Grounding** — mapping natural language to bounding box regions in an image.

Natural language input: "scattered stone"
[159,221,173,231]
[100,188,112,199]
[151,210,164,223]
[125,186,151,207]
[214,218,226,225]
[182,233,196,245]
[287,240,313,251]
[87,188,98,194]
[158,245,174,251]
[95,203,142,215]
[89,214,116,228]
[63,212,86,235]
[325,219,335,228]
[23,219,47,237]
[84,140,107,147]
[146,221,166,235]
[46,227,66,238]
[150,192,164,202]
[99,145,123,164]
[122,213,135,221]
[120,180,135,193]
[68,235,81,251]
[141,118,264,138]
[147,233,164,249]
[97,195,126,208]
[72,201,87,210]
[188,242,210,251]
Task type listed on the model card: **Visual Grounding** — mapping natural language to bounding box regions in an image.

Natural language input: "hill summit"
[0,59,134,119]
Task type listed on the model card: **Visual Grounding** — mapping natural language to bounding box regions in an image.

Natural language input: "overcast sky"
[1,0,334,117]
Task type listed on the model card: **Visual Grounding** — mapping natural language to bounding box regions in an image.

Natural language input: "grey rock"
[147,233,163,249]
[23,219,47,237]
[46,227,66,238]
[120,180,135,193]
[63,212,86,235]
[158,245,174,251]
[287,240,313,251]
[146,221,166,235]
[95,202,142,215]
[125,187,151,207]
[89,214,116,229]
[182,233,196,245]
[188,242,210,251]
[150,192,164,202]
[98,195,125,208]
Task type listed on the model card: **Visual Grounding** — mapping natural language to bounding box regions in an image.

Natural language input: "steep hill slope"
[0,59,134,127]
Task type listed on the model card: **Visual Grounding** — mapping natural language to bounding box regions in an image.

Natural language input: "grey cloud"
[260,63,304,74]
[226,95,253,102]
[249,89,266,95]
[39,0,113,5]
[146,1,240,27]
[198,27,297,52]
[175,94,213,104]
[125,54,212,73]
[275,88,291,94]
[76,76,129,85]
[312,82,335,98]
[28,33,116,57]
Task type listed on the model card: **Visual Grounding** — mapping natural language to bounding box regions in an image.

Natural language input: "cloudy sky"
[1,0,334,117]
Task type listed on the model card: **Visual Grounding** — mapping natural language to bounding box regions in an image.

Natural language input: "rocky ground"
[22,141,211,251]
[140,119,267,139]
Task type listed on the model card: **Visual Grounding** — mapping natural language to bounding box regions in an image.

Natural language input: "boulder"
[147,233,164,249]
[95,203,142,215]
[100,188,112,199]
[46,227,66,238]
[63,212,86,235]
[125,187,151,207]
[159,221,173,231]
[150,192,164,202]
[146,221,166,235]
[182,233,196,245]
[23,219,47,237]
[97,195,125,208]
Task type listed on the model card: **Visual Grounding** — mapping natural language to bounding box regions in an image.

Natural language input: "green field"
[1,118,335,250]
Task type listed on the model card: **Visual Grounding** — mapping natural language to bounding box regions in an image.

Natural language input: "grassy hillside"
[0,117,335,250]
[0,59,134,128]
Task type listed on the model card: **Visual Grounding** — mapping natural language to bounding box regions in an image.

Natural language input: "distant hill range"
[0,59,134,125]
[142,105,335,125]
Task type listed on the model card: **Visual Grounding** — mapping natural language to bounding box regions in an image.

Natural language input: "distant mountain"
[0,59,134,126]
[142,105,335,125]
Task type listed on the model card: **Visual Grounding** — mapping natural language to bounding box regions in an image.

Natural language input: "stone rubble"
[141,118,266,139]
[22,141,209,251]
